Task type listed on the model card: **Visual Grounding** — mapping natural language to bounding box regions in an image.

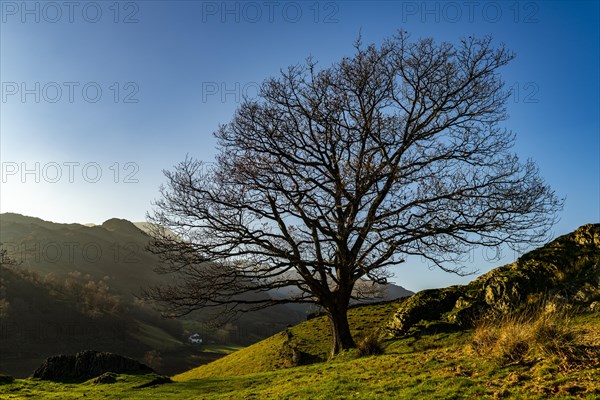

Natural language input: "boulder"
[32,350,153,382]
[91,372,118,384]
[389,286,463,333]
[389,223,600,335]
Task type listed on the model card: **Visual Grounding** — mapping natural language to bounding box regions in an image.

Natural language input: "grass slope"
[1,305,598,399]
[0,307,600,400]
[174,301,400,380]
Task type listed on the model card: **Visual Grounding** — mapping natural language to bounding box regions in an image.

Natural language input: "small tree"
[144,33,563,357]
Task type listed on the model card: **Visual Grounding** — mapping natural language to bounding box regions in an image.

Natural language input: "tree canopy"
[145,32,563,356]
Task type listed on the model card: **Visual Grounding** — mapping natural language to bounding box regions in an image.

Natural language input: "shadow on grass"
[408,321,465,337]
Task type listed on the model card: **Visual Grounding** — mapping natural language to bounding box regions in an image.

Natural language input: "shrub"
[357,330,384,357]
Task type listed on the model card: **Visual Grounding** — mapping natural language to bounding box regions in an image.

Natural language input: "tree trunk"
[326,300,355,358]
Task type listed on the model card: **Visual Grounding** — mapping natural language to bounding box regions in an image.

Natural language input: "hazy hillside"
[0,263,175,377]
[0,214,192,376]
[0,213,410,325]
[0,213,162,297]
[0,213,304,377]
[0,213,310,315]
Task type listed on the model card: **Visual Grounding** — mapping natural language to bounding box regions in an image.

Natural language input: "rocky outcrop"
[32,350,153,382]
[389,224,600,335]
[389,286,463,333]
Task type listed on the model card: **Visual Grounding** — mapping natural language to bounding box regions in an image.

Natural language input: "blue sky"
[1,1,598,290]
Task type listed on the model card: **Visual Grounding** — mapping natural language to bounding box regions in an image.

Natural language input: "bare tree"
[144,33,563,357]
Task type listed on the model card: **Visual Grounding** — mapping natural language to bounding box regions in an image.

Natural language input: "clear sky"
[1,1,598,290]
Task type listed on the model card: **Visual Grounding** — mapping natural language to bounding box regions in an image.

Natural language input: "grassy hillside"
[0,264,213,378]
[0,213,306,377]
[175,301,401,380]
[1,307,597,399]
[2,221,598,398]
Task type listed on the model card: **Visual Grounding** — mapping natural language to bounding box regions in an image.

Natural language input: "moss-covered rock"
[32,350,153,382]
[388,286,463,333]
[389,224,600,336]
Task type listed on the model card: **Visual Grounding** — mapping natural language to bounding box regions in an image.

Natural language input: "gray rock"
[32,350,153,382]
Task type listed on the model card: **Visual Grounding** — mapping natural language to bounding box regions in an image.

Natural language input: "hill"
[174,223,600,381]
[0,213,305,377]
[0,213,410,378]
[0,261,214,378]
[1,222,597,398]
[0,302,598,398]
[0,213,162,295]
[0,213,218,377]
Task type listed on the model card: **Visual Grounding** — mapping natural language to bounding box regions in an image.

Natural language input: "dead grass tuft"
[357,329,384,357]
[472,303,582,367]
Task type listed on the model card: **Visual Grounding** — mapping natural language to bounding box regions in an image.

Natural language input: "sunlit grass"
[174,301,399,380]
[1,307,598,399]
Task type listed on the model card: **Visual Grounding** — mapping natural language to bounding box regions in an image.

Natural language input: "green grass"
[132,321,184,352]
[1,305,598,399]
[199,344,243,354]
[174,301,400,380]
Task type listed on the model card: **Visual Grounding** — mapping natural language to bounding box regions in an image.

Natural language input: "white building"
[188,333,203,344]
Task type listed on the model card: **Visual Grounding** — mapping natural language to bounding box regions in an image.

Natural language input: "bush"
[357,330,384,357]
[472,303,579,367]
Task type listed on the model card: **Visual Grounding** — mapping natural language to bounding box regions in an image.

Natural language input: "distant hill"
[132,222,162,235]
[0,213,160,298]
[0,212,214,377]
[367,281,414,301]
[268,280,413,316]
[0,213,345,376]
